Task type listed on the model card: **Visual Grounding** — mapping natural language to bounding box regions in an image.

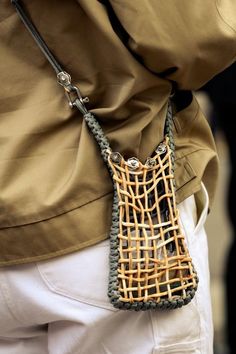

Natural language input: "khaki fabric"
[0,0,235,266]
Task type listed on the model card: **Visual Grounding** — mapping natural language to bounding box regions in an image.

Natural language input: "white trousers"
[0,184,213,354]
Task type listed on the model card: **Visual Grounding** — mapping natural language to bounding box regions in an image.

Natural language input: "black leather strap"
[12,0,63,75]
[12,0,89,113]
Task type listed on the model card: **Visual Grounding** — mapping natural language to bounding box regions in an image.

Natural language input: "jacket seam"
[0,234,109,266]
[0,190,113,230]
[175,147,211,162]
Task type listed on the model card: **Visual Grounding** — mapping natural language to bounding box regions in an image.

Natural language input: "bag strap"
[12,0,175,174]
[12,0,89,115]
[12,0,63,74]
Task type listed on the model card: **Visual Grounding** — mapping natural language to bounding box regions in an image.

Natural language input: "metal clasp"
[64,85,89,109]
[57,71,89,110]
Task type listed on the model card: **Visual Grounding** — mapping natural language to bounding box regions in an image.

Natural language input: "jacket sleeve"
[108,0,236,90]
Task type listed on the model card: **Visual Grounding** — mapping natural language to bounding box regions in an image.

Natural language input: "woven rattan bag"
[13,0,198,311]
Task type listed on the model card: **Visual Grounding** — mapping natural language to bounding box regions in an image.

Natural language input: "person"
[0,0,235,353]
[201,63,236,354]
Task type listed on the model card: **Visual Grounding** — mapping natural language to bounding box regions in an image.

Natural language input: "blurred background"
[195,62,236,354]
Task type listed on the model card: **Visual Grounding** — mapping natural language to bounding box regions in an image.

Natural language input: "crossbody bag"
[12,0,198,311]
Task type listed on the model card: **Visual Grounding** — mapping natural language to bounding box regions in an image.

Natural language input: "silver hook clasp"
[57,71,89,111]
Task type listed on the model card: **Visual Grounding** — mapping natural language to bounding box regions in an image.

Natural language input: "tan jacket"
[0,0,235,266]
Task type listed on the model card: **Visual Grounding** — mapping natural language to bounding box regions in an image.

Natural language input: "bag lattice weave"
[107,136,198,310]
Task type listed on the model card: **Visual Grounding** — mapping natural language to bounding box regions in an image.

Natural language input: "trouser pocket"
[36,239,118,311]
[179,183,213,353]
[150,184,212,353]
